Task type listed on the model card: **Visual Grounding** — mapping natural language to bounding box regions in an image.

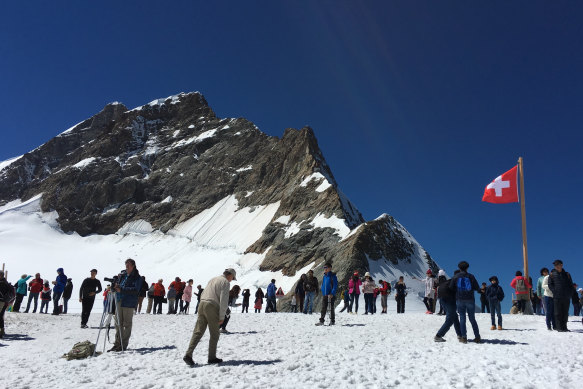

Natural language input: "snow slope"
[2,309,582,388]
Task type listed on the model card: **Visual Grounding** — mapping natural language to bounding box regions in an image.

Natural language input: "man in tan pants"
[183,268,236,366]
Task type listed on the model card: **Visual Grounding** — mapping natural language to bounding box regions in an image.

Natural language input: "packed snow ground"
[2,308,582,389]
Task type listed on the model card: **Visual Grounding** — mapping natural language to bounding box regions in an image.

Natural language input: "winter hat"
[489,276,499,283]
[353,271,359,276]
[438,270,446,277]
[364,272,371,278]
[57,268,64,273]
[426,269,433,275]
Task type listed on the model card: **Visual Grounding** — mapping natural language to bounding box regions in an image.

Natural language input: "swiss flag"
[482,166,519,204]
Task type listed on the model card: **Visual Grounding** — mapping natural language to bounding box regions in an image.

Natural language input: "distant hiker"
[170,277,184,314]
[423,270,436,314]
[167,284,177,314]
[183,268,236,366]
[362,272,376,315]
[339,287,350,313]
[434,270,461,342]
[51,268,67,315]
[290,293,297,312]
[479,282,490,313]
[220,285,240,333]
[531,292,541,315]
[436,270,446,315]
[266,279,277,313]
[13,274,32,312]
[449,261,481,343]
[136,276,148,314]
[109,258,142,352]
[510,271,531,314]
[25,273,43,313]
[79,269,102,328]
[254,288,264,313]
[548,259,574,332]
[572,283,581,317]
[153,279,165,315]
[40,281,51,314]
[348,271,362,314]
[394,276,407,314]
[316,262,337,326]
[146,282,155,314]
[485,276,504,330]
[0,270,15,339]
[303,270,319,314]
[181,279,194,314]
[536,268,548,315]
[194,285,204,314]
[541,269,556,330]
[62,278,73,314]
[241,289,250,313]
[295,274,306,313]
[378,279,391,314]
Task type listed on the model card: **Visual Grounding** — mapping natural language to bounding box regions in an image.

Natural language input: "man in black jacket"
[548,259,574,332]
[449,261,481,343]
[62,278,73,314]
[79,269,102,328]
[434,270,461,342]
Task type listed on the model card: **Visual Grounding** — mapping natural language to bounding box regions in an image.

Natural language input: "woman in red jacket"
[510,271,532,313]
[153,279,166,314]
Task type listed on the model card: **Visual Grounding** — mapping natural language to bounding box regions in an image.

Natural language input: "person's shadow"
[129,345,177,354]
[219,359,282,367]
[480,339,528,345]
[2,334,35,341]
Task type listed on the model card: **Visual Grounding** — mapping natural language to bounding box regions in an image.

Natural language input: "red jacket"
[510,276,532,295]
[154,282,166,297]
[170,280,184,294]
[379,281,390,296]
[29,277,44,293]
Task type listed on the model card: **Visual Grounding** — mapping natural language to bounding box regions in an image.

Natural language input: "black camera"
[104,270,126,287]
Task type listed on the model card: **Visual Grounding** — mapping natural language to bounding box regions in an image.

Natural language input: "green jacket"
[16,275,32,295]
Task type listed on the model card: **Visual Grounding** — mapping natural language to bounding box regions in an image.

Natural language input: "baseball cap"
[225,268,237,280]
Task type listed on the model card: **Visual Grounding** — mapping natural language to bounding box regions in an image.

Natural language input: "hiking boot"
[183,355,195,366]
[0,327,4,339]
[329,322,335,326]
[315,322,324,326]
[208,358,223,364]
[490,325,496,330]
[107,345,122,352]
[434,335,446,342]
[81,324,88,329]
[219,328,229,333]
[474,336,482,344]
[459,337,467,344]
[497,326,503,330]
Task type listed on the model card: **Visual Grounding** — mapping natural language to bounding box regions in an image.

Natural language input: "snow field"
[2,310,582,389]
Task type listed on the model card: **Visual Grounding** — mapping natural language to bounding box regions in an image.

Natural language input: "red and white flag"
[482,166,518,204]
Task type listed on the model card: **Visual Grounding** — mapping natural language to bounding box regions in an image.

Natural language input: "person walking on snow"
[183,268,236,366]
[51,268,67,315]
[449,261,481,343]
[153,279,165,315]
[303,270,319,314]
[548,259,574,332]
[485,276,504,330]
[13,274,32,312]
[316,262,338,326]
[348,271,362,314]
[536,268,548,315]
[510,271,531,314]
[434,270,461,342]
[479,282,490,313]
[79,269,102,328]
[194,285,204,314]
[24,273,43,313]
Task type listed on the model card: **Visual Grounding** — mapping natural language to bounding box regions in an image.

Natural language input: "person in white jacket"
[423,270,436,314]
[541,270,556,331]
[183,268,236,366]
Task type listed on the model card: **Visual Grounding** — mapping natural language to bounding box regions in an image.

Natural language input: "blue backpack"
[457,277,472,292]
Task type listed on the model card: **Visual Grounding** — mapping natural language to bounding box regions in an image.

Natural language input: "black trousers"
[13,294,25,312]
[153,296,164,314]
[319,296,335,323]
[396,295,405,313]
[81,296,95,325]
[554,297,571,331]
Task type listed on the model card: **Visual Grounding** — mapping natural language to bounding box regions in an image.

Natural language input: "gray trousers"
[185,301,220,360]
[113,307,134,349]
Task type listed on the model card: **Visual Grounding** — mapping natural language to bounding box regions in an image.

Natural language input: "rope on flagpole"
[518,157,529,281]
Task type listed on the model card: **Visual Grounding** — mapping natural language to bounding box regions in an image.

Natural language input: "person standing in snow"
[62,278,73,314]
[170,277,184,314]
[316,262,337,326]
[510,271,531,314]
[24,273,43,313]
[183,268,236,366]
[479,282,490,313]
[136,276,148,314]
[548,259,574,332]
[362,272,376,315]
[449,261,481,343]
[51,268,67,315]
[418,270,436,314]
[153,279,165,315]
[348,271,362,314]
[146,282,155,314]
[193,285,204,314]
[167,284,177,314]
[181,279,194,314]
[541,269,556,330]
[290,293,297,312]
[572,283,581,317]
[109,258,142,352]
[266,279,277,313]
[536,268,548,315]
[0,270,15,338]
[79,269,102,328]
[394,276,407,314]
[254,288,264,313]
[40,281,51,314]
[295,274,306,313]
[13,274,32,312]
[241,289,250,313]
[303,270,319,314]
[378,279,391,314]
[485,276,504,330]
[434,270,461,342]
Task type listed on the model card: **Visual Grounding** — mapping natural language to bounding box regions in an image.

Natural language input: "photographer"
[109,258,142,352]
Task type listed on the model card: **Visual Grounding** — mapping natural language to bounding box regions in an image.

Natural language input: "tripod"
[93,292,124,356]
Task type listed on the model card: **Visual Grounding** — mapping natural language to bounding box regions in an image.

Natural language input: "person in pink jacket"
[348,271,362,314]
[180,279,194,314]
[510,271,532,313]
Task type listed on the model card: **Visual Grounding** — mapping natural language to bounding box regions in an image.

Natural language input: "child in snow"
[241,289,250,313]
[291,293,297,312]
[395,276,407,314]
[339,287,350,313]
[485,276,504,330]
[40,281,52,314]
[103,285,111,313]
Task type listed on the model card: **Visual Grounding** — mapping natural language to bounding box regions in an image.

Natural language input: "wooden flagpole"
[518,157,529,281]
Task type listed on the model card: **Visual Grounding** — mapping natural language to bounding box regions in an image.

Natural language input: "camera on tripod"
[104,270,126,288]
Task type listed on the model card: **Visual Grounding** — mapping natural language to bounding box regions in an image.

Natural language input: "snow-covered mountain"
[0,92,439,311]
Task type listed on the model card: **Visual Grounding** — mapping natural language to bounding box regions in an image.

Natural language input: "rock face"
[0,92,439,309]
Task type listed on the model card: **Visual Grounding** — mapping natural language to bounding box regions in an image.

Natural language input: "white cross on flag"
[482,165,519,204]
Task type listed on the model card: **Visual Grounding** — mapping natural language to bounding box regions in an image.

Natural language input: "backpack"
[515,278,527,292]
[62,341,96,360]
[457,277,472,292]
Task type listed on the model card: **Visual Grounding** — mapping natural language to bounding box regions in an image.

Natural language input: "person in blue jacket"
[316,262,337,326]
[51,268,67,315]
[266,279,277,313]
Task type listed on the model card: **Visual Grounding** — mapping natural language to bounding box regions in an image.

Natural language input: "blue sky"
[1,1,582,310]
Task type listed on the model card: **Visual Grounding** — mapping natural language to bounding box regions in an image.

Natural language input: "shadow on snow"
[2,333,35,341]
[219,359,283,367]
[129,345,177,354]
[480,339,528,345]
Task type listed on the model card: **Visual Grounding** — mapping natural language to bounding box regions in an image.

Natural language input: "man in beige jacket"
[183,268,236,366]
